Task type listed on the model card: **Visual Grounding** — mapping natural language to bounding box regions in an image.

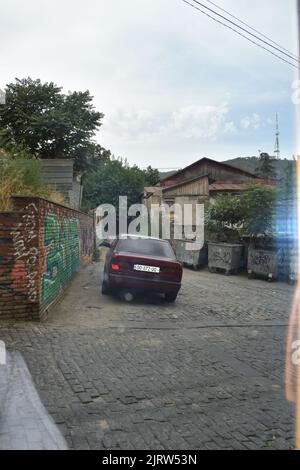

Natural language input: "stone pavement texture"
[0,254,296,450]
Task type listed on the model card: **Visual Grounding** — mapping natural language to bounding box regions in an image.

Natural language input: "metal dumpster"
[247,247,282,281]
[175,240,208,269]
[208,243,243,275]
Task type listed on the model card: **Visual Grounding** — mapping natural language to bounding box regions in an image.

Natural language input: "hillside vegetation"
[225,156,294,180]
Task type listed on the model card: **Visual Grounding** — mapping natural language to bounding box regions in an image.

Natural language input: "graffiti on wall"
[41,214,80,307]
[11,203,39,302]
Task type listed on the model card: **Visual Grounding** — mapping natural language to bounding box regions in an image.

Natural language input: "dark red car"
[101,235,182,302]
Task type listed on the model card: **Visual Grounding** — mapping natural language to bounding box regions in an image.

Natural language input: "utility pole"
[274,113,280,159]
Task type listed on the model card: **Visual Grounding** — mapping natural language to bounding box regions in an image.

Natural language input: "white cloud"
[240,113,261,130]
[170,103,231,139]
[104,109,161,141]
[223,121,238,135]
[105,102,237,143]
[0,0,296,165]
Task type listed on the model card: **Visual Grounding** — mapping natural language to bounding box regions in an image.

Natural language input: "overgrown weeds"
[0,152,67,210]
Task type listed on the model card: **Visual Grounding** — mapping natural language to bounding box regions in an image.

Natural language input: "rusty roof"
[209,179,277,192]
[209,182,247,192]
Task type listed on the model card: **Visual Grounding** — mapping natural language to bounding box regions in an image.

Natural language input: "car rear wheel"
[165,292,178,303]
[119,290,134,302]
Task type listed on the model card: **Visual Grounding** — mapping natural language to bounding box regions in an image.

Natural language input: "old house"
[142,157,275,242]
[142,157,264,210]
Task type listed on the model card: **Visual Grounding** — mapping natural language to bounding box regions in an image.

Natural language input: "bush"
[239,184,278,236]
[205,184,278,241]
[0,151,67,210]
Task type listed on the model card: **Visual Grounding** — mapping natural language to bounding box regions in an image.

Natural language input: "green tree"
[255,152,276,179]
[280,159,296,199]
[82,158,147,211]
[82,158,160,212]
[0,78,103,171]
[240,184,277,236]
[74,142,112,172]
[205,184,278,241]
[205,193,244,242]
[142,166,160,185]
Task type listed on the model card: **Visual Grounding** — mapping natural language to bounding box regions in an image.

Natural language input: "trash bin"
[247,247,282,281]
[176,240,208,269]
[208,243,243,275]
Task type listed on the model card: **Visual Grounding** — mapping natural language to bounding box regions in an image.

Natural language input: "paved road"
[0,254,296,449]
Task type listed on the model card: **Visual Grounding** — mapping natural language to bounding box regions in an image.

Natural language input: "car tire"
[165,292,178,303]
[102,281,111,295]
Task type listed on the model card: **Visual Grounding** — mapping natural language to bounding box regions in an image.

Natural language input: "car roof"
[118,234,168,242]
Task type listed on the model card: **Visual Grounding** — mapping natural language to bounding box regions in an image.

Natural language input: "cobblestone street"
[0,256,296,450]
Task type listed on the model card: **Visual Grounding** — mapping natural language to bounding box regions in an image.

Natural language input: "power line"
[204,0,300,61]
[187,0,300,64]
[182,0,300,70]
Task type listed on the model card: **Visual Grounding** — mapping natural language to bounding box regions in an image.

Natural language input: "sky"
[0,0,298,170]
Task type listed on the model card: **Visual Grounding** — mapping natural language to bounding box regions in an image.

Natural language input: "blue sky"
[0,0,298,169]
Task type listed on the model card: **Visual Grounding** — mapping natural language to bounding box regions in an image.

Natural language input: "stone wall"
[0,197,94,320]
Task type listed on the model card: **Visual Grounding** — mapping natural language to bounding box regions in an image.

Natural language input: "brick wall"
[0,197,94,320]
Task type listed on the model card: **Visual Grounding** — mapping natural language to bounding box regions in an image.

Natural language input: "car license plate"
[134,264,160,273]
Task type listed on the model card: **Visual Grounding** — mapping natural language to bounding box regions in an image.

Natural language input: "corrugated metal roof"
[209,179,277,192]
[255,178,278,186]
[209,182,247,191]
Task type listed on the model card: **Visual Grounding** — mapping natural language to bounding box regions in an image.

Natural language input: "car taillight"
[111,258,131,271]
[111,263,120,271]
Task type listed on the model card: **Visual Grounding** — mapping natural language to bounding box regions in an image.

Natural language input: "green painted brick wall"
[0,197,94,320]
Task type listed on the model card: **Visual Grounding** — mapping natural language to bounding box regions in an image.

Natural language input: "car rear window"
[117,238,176,259]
